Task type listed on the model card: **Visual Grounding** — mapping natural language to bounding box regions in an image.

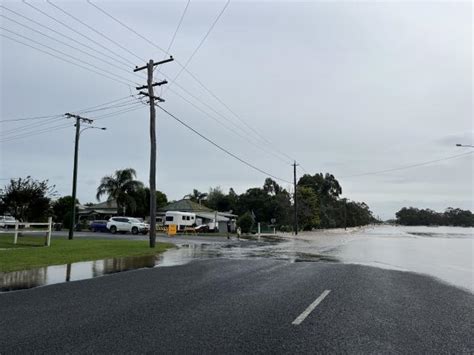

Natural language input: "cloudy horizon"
[1,0,472,220]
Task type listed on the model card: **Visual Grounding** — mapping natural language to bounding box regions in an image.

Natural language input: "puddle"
[0,240,337,293]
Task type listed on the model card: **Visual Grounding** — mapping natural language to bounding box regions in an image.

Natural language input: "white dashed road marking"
[292,290,331,325]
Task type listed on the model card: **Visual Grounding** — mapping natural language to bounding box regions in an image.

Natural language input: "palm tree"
[96,168,144,215]
[185,189,208,205]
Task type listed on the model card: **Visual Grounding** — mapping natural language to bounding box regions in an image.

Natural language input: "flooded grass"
[0,238,341,292]
[0,235,174,273]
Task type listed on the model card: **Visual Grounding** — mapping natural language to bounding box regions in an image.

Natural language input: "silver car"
[0,215,18,229]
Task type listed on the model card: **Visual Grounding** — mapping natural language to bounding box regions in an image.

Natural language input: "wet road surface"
[1,258,473,353]
[1,226,473,353]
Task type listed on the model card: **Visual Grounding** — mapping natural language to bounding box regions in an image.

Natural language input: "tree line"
[0,169,379,231]
[188,173,377,232]
[395,207,474,227]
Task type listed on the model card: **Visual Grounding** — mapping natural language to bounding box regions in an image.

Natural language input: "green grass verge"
[0,235,174,273]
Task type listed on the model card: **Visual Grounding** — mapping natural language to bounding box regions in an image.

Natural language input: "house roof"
[92,200,118,209]
[158,199,213,213]
[78,200,118,214]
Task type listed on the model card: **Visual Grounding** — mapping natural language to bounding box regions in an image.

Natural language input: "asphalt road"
[1,259,473,354]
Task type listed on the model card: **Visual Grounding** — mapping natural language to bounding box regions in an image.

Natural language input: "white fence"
[4,217,53,247]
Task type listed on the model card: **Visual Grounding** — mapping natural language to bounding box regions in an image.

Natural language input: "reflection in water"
[0,239,334,293]
[0,244,228,292]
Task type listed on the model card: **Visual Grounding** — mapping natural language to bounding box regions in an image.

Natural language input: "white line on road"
[292,290,331,325]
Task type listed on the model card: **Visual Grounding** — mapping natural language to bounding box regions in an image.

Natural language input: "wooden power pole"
[293,161,298,235]
[65,113,93,240]
[134,56,173,248]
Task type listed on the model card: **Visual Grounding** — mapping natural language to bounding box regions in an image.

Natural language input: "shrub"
[237,212,253,233]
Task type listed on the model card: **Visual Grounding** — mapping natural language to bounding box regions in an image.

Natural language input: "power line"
[0,122,73,143]
[156,0,190,75]
[23,0,138,68]
[1,116,66,137]
[73,96,138,114]
[297,165,308,174]
[0,4,132,68]
[92,103,147,120]
[165,0,230,87]
[86,0,297,165]
[0,113,62,123]
[155,104,292,184]
[162,72,294,164]
[46,1,146,64]
[77,99,141,115]
[1,103,146,143]
[166,86,291,165]
[0,96,133,123]
[0,31,136,87]
[0,14,142,83]
[86,0,170,56]
[3,100,141,137]
[340,151,474,179]
[1,26,139,85]
[158,0,191,99]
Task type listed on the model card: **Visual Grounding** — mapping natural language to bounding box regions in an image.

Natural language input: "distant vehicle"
[195,224,210,233]
[164,211,196,231]
[89,220,109,233]
[106,217,150,235]
[0,216,18,229]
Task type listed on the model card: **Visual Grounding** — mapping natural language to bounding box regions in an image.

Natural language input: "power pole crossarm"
[134,56,174,72]
[138,91,165,102]
[135,80,167,90]
[65,113,93,124]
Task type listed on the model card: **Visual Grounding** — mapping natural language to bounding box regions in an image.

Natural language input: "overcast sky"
[1,0,472,219]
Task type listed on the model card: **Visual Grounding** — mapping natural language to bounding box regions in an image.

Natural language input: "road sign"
[168,224,177,236]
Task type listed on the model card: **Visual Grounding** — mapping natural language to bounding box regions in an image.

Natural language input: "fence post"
[46,217,52,247]
[257,223,261,239]
[13,221,19,244]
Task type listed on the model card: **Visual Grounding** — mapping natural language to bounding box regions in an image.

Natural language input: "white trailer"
[164,211,196,230]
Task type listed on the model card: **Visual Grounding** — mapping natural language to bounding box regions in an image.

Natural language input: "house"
[157,198,238,232]
[77,200,119,222]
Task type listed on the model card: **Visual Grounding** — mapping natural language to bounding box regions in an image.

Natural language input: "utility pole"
[134,56,173,248]
[343,198,347,230]
[65,113,93,240]
[293,161,298,235]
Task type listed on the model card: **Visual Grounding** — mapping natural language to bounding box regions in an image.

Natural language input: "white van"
[164,211,196,230]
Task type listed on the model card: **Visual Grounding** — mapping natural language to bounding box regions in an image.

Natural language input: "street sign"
[168,224,177,236]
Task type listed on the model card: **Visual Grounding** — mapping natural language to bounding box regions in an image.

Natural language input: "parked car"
[195,224,210,233]
[106,217,150,235]
[89,220,109,233]
[0,215,18,229]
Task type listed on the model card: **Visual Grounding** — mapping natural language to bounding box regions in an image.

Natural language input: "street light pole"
[65,111,105,240]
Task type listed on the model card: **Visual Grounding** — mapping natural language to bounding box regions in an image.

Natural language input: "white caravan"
[164,211,196,230]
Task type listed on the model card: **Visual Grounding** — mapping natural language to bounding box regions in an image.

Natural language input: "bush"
[279,225,293,232]
[237,212,253,233]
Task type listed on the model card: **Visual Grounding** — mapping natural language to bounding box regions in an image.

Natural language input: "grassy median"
[0,235,174,273]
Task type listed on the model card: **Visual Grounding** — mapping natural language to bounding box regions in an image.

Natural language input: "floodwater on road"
[1,225,472,293]
[289,225,473,293]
